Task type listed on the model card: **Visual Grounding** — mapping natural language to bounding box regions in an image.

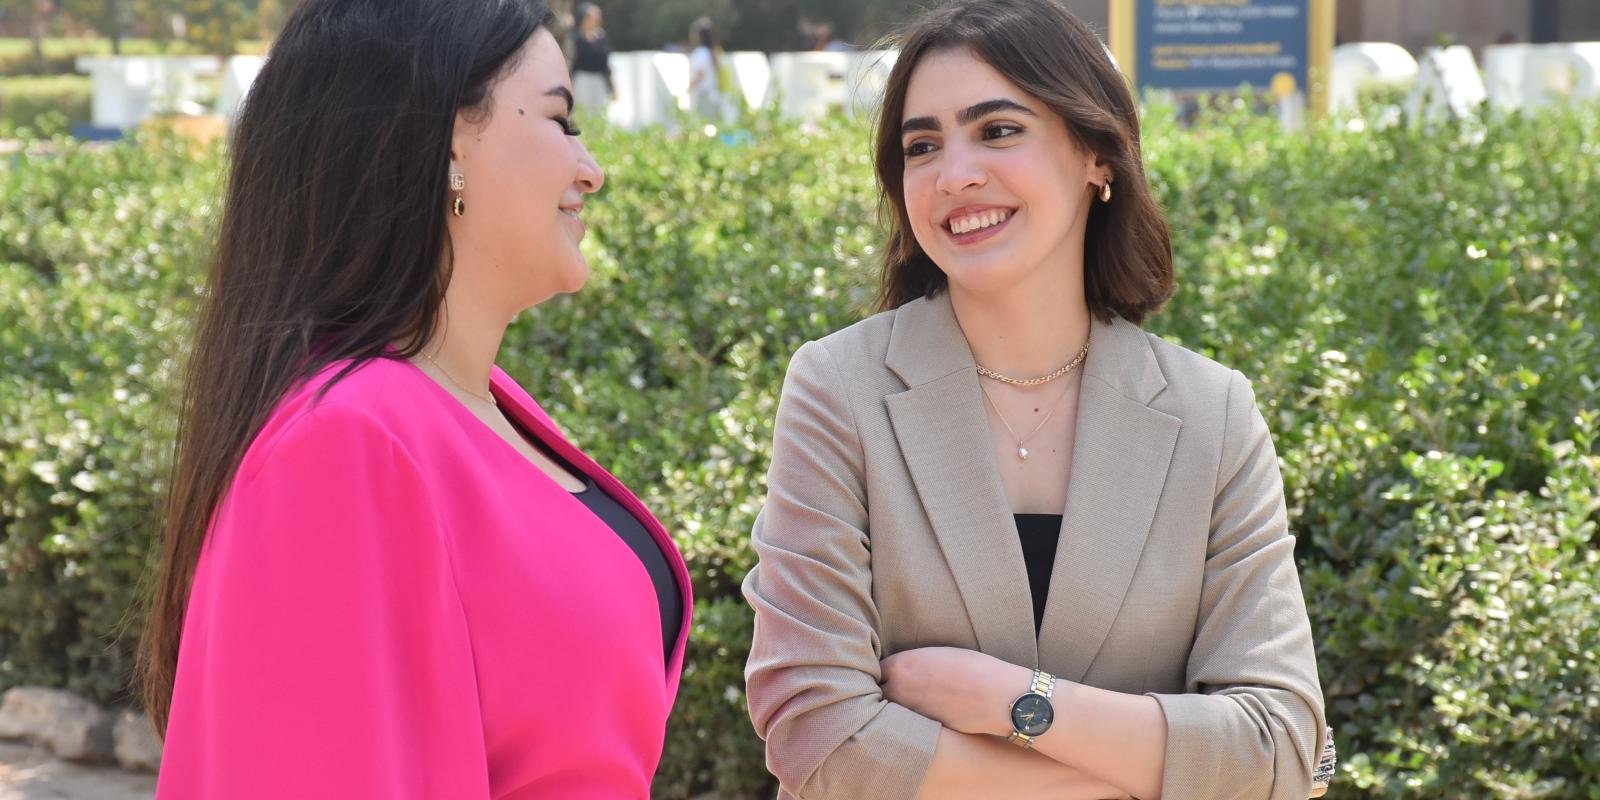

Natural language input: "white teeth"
[950,209,1010,234]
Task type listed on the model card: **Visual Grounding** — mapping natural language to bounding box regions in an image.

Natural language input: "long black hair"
[140,0,553,735]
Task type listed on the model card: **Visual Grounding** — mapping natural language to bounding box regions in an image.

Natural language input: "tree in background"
[57,0,291,54]
[570,0,924,52]
[60,0,128,53]
[130,0,182,49]
[589,0,737,51]
[730,0,929,51]
[0,0,52,69]
[26,0,927,60]
[182,0,249,54]
[252,0,297,41]
[725,0,854,51]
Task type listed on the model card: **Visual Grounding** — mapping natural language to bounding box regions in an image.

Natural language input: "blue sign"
[1134,0,1310,94]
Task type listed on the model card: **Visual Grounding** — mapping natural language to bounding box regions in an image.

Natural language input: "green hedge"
[0,38,269,77]
[1,102,1597,798]
[0,38,171,77]
[0,75,91,130]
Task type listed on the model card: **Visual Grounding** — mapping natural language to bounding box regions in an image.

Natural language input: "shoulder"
[1143,331,1237,394]
[777,308,902,406]
[806,307,897,373]
[238,357,444,482]
[1139,328,1266,436]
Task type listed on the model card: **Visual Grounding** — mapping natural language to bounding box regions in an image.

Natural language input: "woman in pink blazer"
[139,1,692,797]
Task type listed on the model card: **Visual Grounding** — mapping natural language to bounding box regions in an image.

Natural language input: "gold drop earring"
[450,172,466,216]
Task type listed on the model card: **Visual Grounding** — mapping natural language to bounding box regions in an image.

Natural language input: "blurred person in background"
[689,16,728,120]
[570,2,614,117]
[813,22,855,52]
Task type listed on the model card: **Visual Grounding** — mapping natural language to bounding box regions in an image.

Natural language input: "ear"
[1080,146,1112,187]
[1091,152,1115,186]
[449,107,483,167]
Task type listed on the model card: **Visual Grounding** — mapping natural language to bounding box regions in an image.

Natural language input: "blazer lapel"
[1036,316,1181,682]
[489,368,696,690]
[884,296,1038,668]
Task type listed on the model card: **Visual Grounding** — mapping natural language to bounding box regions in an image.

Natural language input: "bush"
[0,38,160,77]
[1,129,221,706]
[1,102,1596,798]
[0,75,92,131]
[0,37,269,77]
[1141,100,1600,798]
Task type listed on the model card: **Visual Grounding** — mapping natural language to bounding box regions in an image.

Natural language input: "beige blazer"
[743,293,1327,800]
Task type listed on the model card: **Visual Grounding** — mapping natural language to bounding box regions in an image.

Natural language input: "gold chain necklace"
[978,373,1077,461]
[420,350,497,406]
[975,332,1091,387]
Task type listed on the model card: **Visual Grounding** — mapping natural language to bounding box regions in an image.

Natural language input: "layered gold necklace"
[975,333,1090,461]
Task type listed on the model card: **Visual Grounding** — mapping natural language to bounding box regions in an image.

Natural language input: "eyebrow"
[546,86,574,114]
[901,98,1037,134]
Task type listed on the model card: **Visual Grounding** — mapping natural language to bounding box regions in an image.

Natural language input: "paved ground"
[0,741,735,799]
[0,742,154,800]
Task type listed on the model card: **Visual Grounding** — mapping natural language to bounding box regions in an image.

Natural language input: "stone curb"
[0,687,160,773]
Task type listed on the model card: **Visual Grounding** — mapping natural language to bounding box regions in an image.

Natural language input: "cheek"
[486,129,573,212]
[902,169,938,243]
[1004,148,1082,225]
[992,147,1051,201]
[1040,146,1090,204]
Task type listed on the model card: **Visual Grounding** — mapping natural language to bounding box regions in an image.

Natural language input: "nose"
[934,141,985,195]
[574,138,605,194]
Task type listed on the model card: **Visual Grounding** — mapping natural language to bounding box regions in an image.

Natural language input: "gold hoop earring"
[450,172,466,216]
[1099,181,1113,203]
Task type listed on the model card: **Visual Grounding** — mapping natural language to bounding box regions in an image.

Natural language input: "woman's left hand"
[880,646,1033,737]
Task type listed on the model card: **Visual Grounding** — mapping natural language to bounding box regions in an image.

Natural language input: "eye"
[983,123,1022,141]
[554,116,582,137]
[903,140,937,158]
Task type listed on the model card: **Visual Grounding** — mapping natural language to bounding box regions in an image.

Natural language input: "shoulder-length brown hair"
[873,0,1174,323]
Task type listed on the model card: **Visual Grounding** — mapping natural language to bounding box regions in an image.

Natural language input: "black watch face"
[1011,693,1054,737]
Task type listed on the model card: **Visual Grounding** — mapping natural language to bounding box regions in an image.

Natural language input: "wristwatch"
[1007,669,1056,747]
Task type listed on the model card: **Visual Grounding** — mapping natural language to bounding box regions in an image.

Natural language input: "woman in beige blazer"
[742,2,1329,799]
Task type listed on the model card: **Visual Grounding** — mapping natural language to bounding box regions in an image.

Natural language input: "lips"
[559,204,586,241]
[942,204,1017,232]
[940,204,1017,244]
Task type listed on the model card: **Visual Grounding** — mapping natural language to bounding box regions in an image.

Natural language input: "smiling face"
[898,47,1110,299]
[446,27,605,315]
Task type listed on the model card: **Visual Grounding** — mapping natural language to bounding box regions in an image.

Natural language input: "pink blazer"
[157,356,693,799]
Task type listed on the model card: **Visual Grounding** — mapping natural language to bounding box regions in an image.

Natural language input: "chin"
[557,260,591,294]
[936,253,1028,296]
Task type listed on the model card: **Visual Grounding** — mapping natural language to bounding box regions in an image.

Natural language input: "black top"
[529,433,681,665]
[571,30,612,76]
[1015,514,1063,635]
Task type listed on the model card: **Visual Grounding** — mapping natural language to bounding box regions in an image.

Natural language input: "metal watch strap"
[1031,669,1055,699]
[1006,669,1056,748]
